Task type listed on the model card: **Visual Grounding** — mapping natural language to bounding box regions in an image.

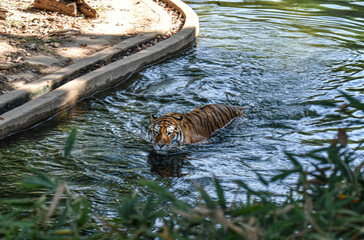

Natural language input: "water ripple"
[1,0,364,215]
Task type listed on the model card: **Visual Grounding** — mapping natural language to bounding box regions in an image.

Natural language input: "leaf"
[339,103,349,110]
[21,168,58,189]
[55,204,69,229]
[255,170,269,186]
[1,199,34,207]
[142,195,158,223]
[76,198,90,229]
[43,181,67,226]
[339,91,364,112]
[117,197,139,224]
[142,181,177,203]
[233,180,271,201]
[213,177,226,210]
[285,151,303,169]
[271,169,299,182]
[64,128,77,159]
[305,100,337,107]
[196,185,216,210]
[337,128,347,147]
[230,204,265,217]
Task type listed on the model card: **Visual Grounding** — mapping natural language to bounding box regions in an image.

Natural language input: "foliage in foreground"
[1,92,364,239]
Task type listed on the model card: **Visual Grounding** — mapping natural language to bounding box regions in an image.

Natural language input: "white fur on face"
[154,125,160,135]
[166,125,174,134]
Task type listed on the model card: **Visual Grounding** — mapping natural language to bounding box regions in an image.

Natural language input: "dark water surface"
[1,0,364,215]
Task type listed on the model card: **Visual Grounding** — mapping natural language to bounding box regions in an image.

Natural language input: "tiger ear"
[151,114,157,120]
[175,115,183,121]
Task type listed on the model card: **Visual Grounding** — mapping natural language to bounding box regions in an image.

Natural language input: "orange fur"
[148,104,245,151]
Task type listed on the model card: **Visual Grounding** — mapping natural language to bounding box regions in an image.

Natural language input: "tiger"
[148,104,245,152]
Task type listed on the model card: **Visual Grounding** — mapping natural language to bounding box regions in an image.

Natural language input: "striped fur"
[148,104,245,151]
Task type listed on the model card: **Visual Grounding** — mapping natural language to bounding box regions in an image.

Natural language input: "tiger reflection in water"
[148,104,245,152]
[148,150,188,177]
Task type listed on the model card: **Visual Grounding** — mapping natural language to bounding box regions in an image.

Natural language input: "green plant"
[0,128,93,239]
[1,92,364,239]
[106,91,364,239]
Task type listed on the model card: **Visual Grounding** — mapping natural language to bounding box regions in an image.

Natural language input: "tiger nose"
[157,143,166,149]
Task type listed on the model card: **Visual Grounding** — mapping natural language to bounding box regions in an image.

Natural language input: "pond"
[1,0,364,216]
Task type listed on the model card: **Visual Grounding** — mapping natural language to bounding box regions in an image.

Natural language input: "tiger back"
[148,104,245,151]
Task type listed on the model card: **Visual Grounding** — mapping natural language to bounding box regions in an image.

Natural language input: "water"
[1,0,364,215]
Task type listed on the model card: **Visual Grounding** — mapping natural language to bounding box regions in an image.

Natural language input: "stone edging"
[0,0,199,139]
[0,0,172,115]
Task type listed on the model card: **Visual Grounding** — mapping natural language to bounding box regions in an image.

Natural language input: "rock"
[50,42,61,48]
[25,43,39,51]
[0,74,13,92]
[0,8,7,20]
[0,74,8,82]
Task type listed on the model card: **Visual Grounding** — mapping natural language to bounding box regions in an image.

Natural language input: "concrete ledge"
[0,0,199,139]
[0,0,171,115]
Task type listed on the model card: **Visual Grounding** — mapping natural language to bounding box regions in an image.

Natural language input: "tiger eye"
[154,125,160,135]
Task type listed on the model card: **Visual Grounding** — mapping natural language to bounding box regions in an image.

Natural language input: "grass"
[0,91,363,239]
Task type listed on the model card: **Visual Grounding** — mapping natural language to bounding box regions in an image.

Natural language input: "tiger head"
[148,113,184,152]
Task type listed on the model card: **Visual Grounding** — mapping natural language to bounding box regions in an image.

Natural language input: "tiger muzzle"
[155,143,168,151]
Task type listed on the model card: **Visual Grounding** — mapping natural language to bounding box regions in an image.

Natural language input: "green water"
[1,0,364,215]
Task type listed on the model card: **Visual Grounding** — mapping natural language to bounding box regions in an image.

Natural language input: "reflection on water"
[148,150,189,177]
[1,0,364,215]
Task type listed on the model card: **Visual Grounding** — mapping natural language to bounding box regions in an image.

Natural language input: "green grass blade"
[64,128,77,159]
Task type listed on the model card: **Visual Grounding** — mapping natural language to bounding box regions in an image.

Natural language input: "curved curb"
[0,0,199,139]
[0,0,171,115]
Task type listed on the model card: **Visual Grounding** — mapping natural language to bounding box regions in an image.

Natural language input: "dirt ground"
[0,0,164,93]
